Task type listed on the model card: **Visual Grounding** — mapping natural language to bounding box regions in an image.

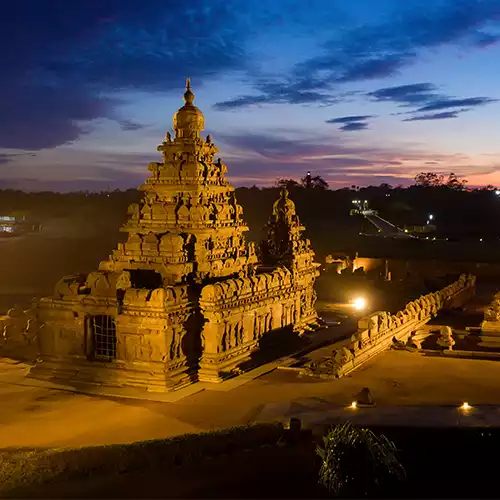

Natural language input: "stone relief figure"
[127,203,140,220]
[437,325,455,350]
[160,233,184,255]
[378,312,388,332]
[142,232,159,251]
[333,347,354,366]
[169,329,182,360]
[176,204,190,222]
[484,295,500,322]
[272,188,296,225]
[368,315,379,337]
[166,131,172,142]
[141,203,152,219]
[116,271,132,291]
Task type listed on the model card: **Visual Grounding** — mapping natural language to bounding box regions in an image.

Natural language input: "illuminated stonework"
[29,79,320,390]
[479,291,500,348]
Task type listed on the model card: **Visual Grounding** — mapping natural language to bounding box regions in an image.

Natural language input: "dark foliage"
[1,179,500,258]
[317,422,405,497]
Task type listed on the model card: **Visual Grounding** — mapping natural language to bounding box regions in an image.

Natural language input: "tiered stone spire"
[100,79,257,284]
[261,188,316,274]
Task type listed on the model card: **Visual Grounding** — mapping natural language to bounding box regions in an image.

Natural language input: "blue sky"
[1,0,500,191]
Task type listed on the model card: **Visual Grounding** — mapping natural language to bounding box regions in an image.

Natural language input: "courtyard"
[2,348,500,449]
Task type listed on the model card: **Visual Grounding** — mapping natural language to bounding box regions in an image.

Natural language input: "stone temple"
[30,79,320,391]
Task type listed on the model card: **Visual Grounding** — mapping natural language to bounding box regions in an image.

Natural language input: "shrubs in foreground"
[317,422,405,497]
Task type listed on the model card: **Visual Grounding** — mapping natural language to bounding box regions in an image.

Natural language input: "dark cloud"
[368,83,497,123]
[368,83,441,105]
[219,132,408,172]
[474,31,500,47]
[326,115,374,132]
[118,120,148,131]
[416,97,497,112]
[336,55,412,83]
[326,115,375,124]
[214,79,342,110]
[1,0,253,150]
[339,122,369,131]
[217,0,500,109]
[0,156,12,166]
[0,152,37,166]
[219,133,342,160]
[403,111,464,121]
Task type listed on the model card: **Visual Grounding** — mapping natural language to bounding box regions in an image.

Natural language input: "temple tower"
[100,78,257,286]
[30,79,319,392]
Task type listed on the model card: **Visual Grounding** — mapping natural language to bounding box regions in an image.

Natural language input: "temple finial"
[183,77,194,105]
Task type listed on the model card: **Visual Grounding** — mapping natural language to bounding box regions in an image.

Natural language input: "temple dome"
[173,78,204,139]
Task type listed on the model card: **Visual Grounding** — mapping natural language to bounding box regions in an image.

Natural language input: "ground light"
[352,297,367,311]
[460,402,471,411]
[350,401,358,409]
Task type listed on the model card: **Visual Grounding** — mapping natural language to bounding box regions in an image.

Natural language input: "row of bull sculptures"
[301,273,476,379]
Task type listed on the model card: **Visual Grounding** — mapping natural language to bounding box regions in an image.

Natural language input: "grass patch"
[0,423,285,494]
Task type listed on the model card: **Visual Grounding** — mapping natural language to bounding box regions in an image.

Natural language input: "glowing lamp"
[350,401,358,409]
[461,402,471,410]
[353,297,366,311]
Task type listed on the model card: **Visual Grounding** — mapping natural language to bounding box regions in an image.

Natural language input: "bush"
[316,422,405,497]
[0,423,286,493]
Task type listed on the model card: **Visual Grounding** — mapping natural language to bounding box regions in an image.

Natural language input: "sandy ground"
[0,219,121,312]
[2,350,500,449]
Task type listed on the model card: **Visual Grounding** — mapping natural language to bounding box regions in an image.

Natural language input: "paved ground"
[3,349,500,449]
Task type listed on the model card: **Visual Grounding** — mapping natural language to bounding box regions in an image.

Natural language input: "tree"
[275,178,300,190]
[445,172,468,191]
[300,172,329,189]
[414,172,444,187]
[317,422,405,497]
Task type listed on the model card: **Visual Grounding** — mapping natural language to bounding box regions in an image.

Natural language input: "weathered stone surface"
[437,325,455,350]
[301,274,475,380]
[20,79,320,392]
[479,291,500,348]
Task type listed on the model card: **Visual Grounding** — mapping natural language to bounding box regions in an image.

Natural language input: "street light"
[352,297,367,311]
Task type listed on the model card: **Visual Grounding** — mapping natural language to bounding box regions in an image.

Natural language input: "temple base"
[198,342,258,383]
[29,355,197,393]
[479,321,500,349]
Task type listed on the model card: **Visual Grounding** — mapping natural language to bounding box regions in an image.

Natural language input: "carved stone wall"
[18,80,320,393]
[30,280,198,390]
[198,265,319,382]
[0,306,41,353]
[301,273,476,379]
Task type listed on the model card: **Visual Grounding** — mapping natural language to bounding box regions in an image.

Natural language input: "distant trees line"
[276,171,474,192]
[0,171,499,256]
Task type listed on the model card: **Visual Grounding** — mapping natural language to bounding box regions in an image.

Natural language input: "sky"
[1,0,500,192]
